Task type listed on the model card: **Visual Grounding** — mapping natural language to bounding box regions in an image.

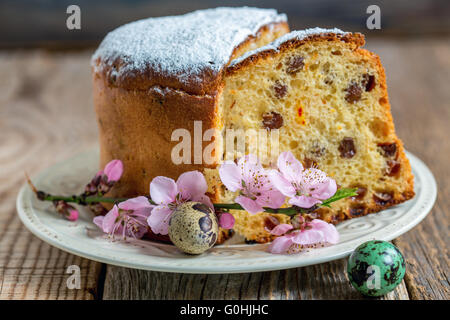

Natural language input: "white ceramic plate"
[16,150,436,274]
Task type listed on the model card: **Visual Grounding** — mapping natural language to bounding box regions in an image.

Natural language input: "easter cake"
[91,7,414,244]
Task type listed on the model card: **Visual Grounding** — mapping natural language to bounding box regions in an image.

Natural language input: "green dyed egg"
[347,240,406,297]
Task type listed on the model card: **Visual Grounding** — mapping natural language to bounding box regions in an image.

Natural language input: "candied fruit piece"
[351,187,367,201]
[345,82,362,103]
[262,111,283,130]
[264,216,279,231]
[339,137,356,158]
[272,80,288,99]
[286,56,305,75]
[386,159,401,176]
[303,158,318,169]
[373,192,394,206]
[378,142,397,157]
[295,102,306,125]
[362,73,376,92]
[349,205,366,216]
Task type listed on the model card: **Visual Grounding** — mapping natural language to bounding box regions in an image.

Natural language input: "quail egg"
[168,201,219,254]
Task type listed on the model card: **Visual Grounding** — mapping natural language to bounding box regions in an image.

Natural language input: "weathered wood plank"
[103,259,409,300]
[367,40,450,300]
[0,51,102,299]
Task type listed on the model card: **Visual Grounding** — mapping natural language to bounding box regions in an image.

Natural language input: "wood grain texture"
[0,51,102,299]
[0,38,448,300]
[366,40,450,300]
[103,260,409,300]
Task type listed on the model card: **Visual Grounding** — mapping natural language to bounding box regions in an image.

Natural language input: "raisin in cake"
[91,8,414,244]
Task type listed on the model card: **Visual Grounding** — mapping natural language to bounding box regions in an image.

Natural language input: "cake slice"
[211,29,415,242]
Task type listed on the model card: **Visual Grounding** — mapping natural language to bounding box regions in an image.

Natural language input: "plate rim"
[16,150,437,274]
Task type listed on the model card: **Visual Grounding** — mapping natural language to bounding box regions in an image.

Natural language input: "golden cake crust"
[92,13,288,95]
[227,31,365,75]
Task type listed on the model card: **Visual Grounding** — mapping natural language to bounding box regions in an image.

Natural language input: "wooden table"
[0,39,448,300]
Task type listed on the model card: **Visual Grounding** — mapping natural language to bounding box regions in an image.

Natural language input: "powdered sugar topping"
[92,7,286,86]
[229,28,347,67]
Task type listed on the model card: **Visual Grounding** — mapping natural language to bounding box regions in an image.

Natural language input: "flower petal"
[150,176,177,204]
[277,151,303,183]
[93,216,104,230]
[311,177,337,200]
[308,219,340,244]
[131,208,152,220]
[291,228,325,245]
[237,154,262,172]
[218,213,235,229]
[103,159,123,182]
[269,170,296,197]
[218,161,242,192]
[267,235,293,254]
[177,171,208,200]
[118,196,154,211]
[288,195,322,208]
[255,188,286,209]
[147,205,173,235]
[132,227,149,239]
[270,223,293,236]
[235,195,264,215]
[101,206,120,233]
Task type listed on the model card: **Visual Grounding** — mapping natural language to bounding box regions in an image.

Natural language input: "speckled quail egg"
[168,201,219,254]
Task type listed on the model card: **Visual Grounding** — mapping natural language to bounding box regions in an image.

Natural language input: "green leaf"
[320,188,358,207]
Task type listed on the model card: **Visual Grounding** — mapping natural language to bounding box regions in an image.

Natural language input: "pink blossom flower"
[218,212,235,229]
[219,154,285,214]
[66,207,79,221]
[267,219,339,254]
[103,159,123,182]
[54,200,79,221]
[86,159,124,195]
[93,196,153,239]
[270,152,337,208]
[147,171,213,235]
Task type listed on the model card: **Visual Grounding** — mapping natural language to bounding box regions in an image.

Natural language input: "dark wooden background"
[1,0,450,48]
[0,0,448,300]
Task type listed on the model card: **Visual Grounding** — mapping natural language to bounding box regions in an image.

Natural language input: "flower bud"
[84,160,123,196]
[53,200,79,221]
[290,214,305,230]
[218,212,235,229]
[103,159,123,182]
[98,175,113,194]
[66,207,79,221]
[84,172,103,195]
